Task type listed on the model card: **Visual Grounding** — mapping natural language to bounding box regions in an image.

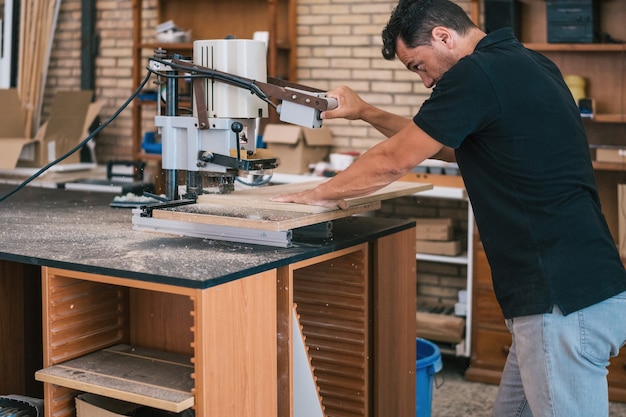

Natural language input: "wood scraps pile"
[18,0,61,137]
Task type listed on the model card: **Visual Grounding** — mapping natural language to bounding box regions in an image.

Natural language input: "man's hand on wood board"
[270,187,349,210]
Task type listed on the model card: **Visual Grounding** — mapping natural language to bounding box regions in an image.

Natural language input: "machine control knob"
[231,122,244,134]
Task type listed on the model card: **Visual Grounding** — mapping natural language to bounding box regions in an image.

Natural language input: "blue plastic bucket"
[416,338,442,417]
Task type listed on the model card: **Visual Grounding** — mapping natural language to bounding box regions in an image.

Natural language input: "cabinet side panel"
[0,261,27,393]
[193,270,277,417]
[373,227,417,417]
[276,267,294,417]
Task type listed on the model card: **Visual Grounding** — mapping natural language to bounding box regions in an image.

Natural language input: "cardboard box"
[0,89,29,169]
[75,393,190,417]
[413,218,454,241]
[262,124,334,174]
[416,239,462,256]
[0,89,101,169]
[596,148,626,164]
[75,393,140,417]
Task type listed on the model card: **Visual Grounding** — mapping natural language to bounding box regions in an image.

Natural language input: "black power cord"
[0,57,279,203]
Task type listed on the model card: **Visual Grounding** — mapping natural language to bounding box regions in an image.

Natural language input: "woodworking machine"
[147,38,337,199]
[133,39,338,246]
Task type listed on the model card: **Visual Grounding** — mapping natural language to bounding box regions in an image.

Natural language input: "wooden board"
[35,344,194,412]
[196,179,432,213]
[152,200,382,232]
[152,180,432,232]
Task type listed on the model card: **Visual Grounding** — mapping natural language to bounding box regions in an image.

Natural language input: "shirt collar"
[475,27,518,51]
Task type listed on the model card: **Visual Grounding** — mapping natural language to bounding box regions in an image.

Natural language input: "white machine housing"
[155,39,268,174]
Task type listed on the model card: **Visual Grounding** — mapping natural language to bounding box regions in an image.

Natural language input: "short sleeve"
[413,57,498,149]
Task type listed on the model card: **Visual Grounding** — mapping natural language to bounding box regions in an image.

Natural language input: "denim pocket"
[579,291,626,362]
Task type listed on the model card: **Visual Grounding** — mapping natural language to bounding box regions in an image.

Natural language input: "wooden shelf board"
[416,251,469,265]
[35,344,194,413]
[584,114,626,124]
[593,161,626,172]
[525,43,626,53]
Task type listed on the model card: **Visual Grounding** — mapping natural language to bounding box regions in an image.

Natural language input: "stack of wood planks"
[17,0,61,137]
[416,304,465,344]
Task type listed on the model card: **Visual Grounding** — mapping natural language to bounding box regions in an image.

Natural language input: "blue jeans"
[491,291,626,417]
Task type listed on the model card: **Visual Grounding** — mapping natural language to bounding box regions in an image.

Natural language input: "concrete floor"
[430,356,626,417]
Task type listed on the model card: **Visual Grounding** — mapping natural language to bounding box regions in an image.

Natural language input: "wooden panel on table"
[153,200,381,231]
[196,179,432,212]
[155,181,430,232]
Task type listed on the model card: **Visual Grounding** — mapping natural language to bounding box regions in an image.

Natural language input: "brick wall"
[42,0,472,164]
[44,0,156,162]
[295,0,474,152]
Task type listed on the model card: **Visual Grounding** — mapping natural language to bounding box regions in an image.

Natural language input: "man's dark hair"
[382,0,477,60]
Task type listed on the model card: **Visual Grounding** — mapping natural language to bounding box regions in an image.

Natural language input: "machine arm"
[167,58,337,112]
[149,56,338,128]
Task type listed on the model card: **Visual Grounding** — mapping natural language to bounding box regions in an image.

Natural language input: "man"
[271,0,626,416]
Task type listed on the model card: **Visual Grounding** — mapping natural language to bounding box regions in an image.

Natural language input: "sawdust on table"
[164,203,306,222]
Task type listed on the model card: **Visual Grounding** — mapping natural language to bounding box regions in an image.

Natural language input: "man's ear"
[432,26,454,48]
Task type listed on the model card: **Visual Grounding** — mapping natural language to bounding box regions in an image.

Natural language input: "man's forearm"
[360,104,412,138]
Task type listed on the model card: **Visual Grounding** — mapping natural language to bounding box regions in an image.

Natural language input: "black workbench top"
[0,185,414,289]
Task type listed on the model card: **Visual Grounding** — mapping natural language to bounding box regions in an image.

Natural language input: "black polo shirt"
[414,28,626,318]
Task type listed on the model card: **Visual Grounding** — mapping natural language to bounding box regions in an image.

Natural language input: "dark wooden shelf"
[525,43,626,52]
[593,161,626,172]
[582,114,626,124]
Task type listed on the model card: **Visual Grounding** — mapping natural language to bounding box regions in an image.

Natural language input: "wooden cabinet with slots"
[465,0,626,399]
[0,226,416,417]
[131,0,297,192]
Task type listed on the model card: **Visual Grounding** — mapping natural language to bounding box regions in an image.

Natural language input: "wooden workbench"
[0,184,418,417]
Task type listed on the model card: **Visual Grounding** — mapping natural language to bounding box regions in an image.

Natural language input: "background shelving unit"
[413,179,474,358]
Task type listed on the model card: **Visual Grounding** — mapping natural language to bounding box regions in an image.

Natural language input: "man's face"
[396,36,458,89]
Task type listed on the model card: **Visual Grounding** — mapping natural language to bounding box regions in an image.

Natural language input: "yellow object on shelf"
[564,75,586,105]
